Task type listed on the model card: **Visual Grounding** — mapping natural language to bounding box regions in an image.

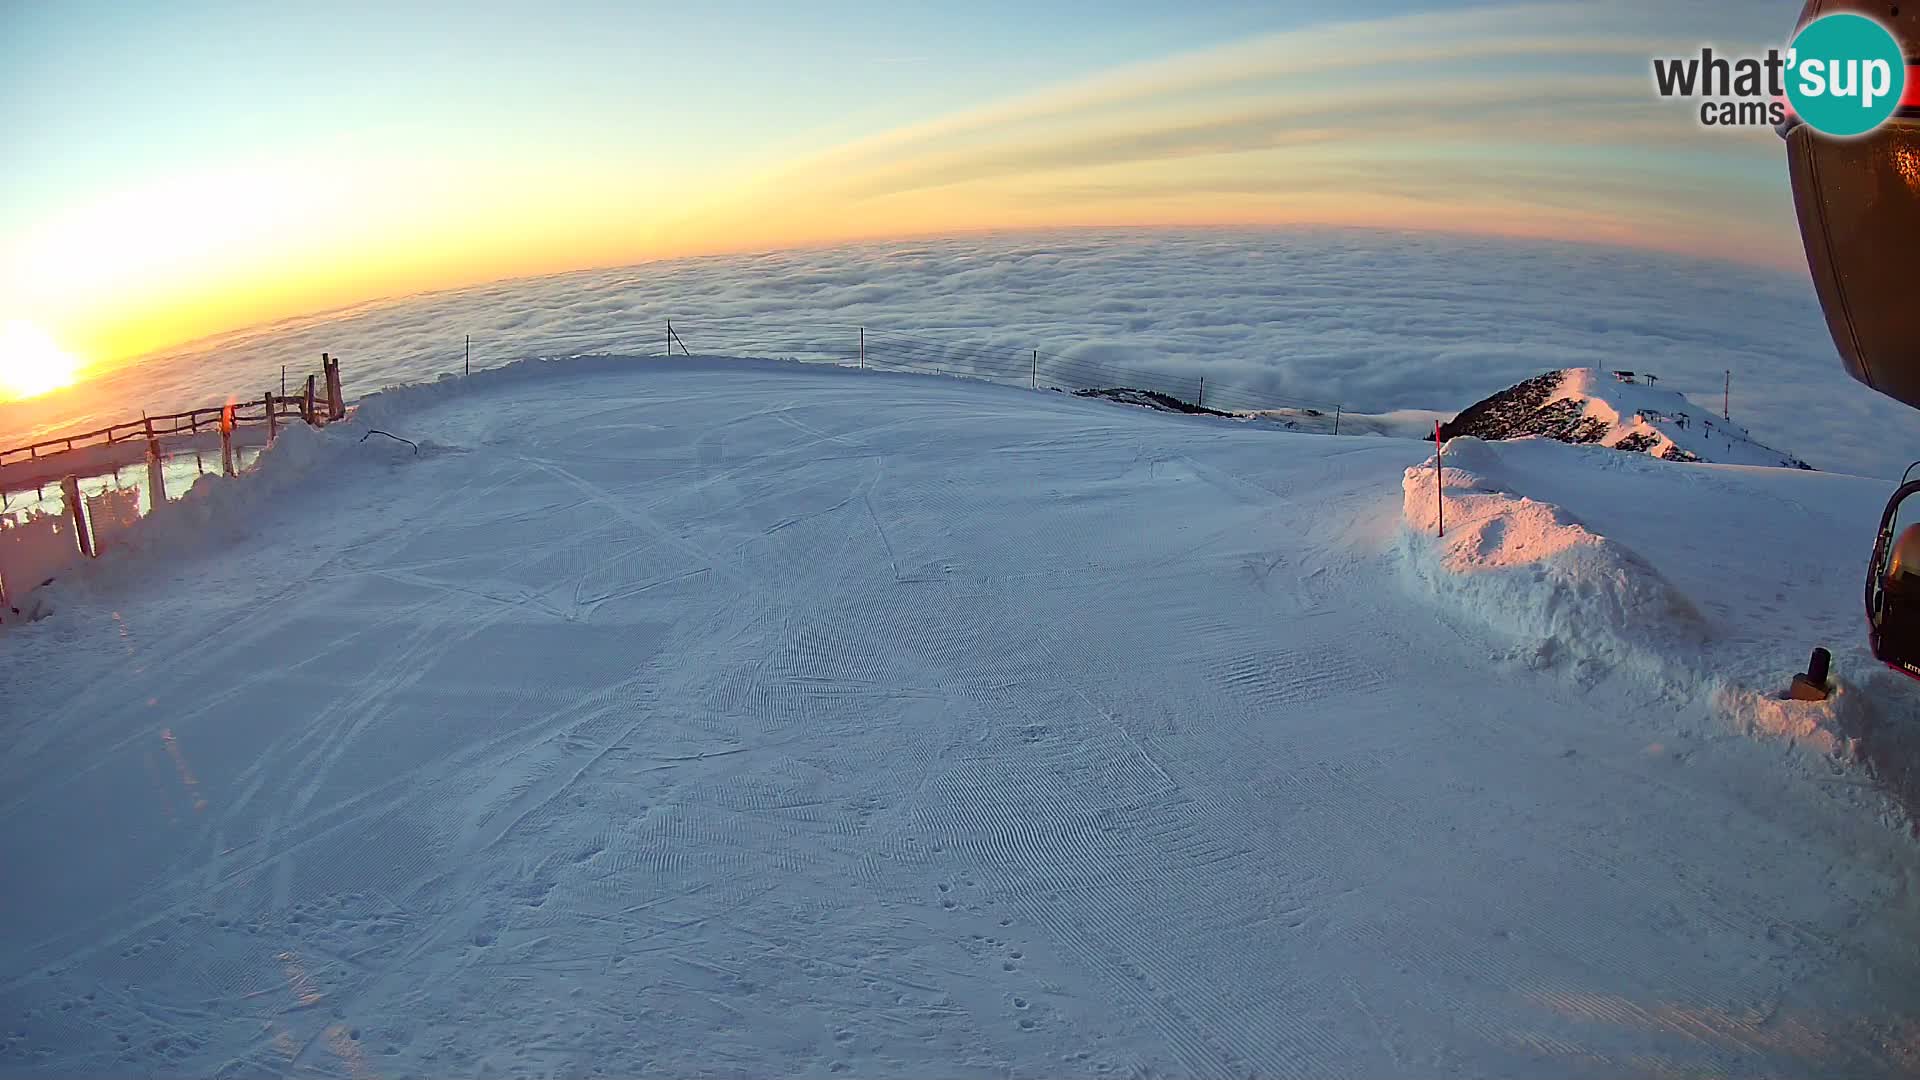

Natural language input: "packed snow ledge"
[1401,434,1920,829]
[4,355,1919,1078]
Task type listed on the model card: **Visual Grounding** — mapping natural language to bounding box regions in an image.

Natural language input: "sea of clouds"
[6,227,1916,478]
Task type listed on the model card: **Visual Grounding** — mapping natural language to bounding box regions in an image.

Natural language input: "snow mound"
[1399,436,1706,686]
[1402,435,1920,832]
[121,420,337,552]
[1441,368,1812,470]
[1261,407,1450,439]
[38,355,826,596]
[31,414,436,607]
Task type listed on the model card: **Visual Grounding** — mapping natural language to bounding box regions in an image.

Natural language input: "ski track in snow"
[2,360,1918,1078]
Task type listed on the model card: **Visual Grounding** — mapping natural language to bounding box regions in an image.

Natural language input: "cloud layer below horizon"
[4,1,1807,366]
[5,228,1914,480]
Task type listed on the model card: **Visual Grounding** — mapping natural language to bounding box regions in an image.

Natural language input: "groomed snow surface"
[4,357,1919,1078]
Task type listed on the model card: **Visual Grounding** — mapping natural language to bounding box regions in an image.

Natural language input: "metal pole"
[667,320,671,358]
[1198,377,1205,409]
[859,327,864,369]
[1724,369,1730,420]
[281,365,286,398]
[466,334,471,376]
[1333,405,1341,435]
[1434,421,1445,539]
[1031,349,1038,390]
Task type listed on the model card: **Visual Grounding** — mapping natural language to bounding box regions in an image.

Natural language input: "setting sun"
[0,320,83,401]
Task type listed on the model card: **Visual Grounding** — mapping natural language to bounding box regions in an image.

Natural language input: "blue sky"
[0,1,1816,379]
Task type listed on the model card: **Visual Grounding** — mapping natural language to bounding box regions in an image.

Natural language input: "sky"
[1,0,1810,387]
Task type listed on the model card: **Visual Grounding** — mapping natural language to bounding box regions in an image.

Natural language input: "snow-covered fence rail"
[0,356,346,482]
[1,399,286,466]
[0,357,351,610]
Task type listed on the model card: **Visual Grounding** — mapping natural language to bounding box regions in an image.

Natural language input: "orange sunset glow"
[3,2,1798,401]
[0,321,83,401]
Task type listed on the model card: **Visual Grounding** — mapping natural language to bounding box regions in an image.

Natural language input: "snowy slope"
[2,358,1918,1078]
[1442,368,1813,469]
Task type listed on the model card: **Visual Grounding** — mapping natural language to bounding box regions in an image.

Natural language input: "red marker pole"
[1434,420,1445,539]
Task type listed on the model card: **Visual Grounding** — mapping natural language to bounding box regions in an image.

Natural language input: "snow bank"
[84,485,140,553]
[120,420,339,553]
[1071,386,1231,417]
[4,418,363,615]
[10,355,800,610]
[1073,389,1447,438]
[1400,435,1920,831]
[349,351,859,431]
[1399,436,1706,687]
[0,511,83,616]
[1308,407,1451,439]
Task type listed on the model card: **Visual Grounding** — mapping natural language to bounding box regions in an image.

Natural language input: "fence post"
[60,475,94,559]
[303,375,317,426]
[220,403,236,477]
[1434,420,1445,539]
[325,355,345,420]
[1031,349,1038,390]
[859,326,864,369]
[465,333,471,376]
[1333,405,1341,435]
[265,392,278,442]
[144,416,167,506]
[666,320,671,359]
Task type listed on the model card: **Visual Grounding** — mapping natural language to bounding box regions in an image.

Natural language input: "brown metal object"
[1789,647,1833,701]
[1786,2,1920,409]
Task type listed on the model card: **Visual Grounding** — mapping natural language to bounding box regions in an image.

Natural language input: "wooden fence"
[0,355,346,470]
[0,356,350,609]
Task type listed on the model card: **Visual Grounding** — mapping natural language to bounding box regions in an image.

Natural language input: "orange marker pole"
[220,402,236,477]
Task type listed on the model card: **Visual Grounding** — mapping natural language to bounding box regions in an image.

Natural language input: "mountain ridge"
[1439,368,1812,470]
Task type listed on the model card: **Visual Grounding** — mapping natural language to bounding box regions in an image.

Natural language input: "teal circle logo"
[1787,13,1906,137]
